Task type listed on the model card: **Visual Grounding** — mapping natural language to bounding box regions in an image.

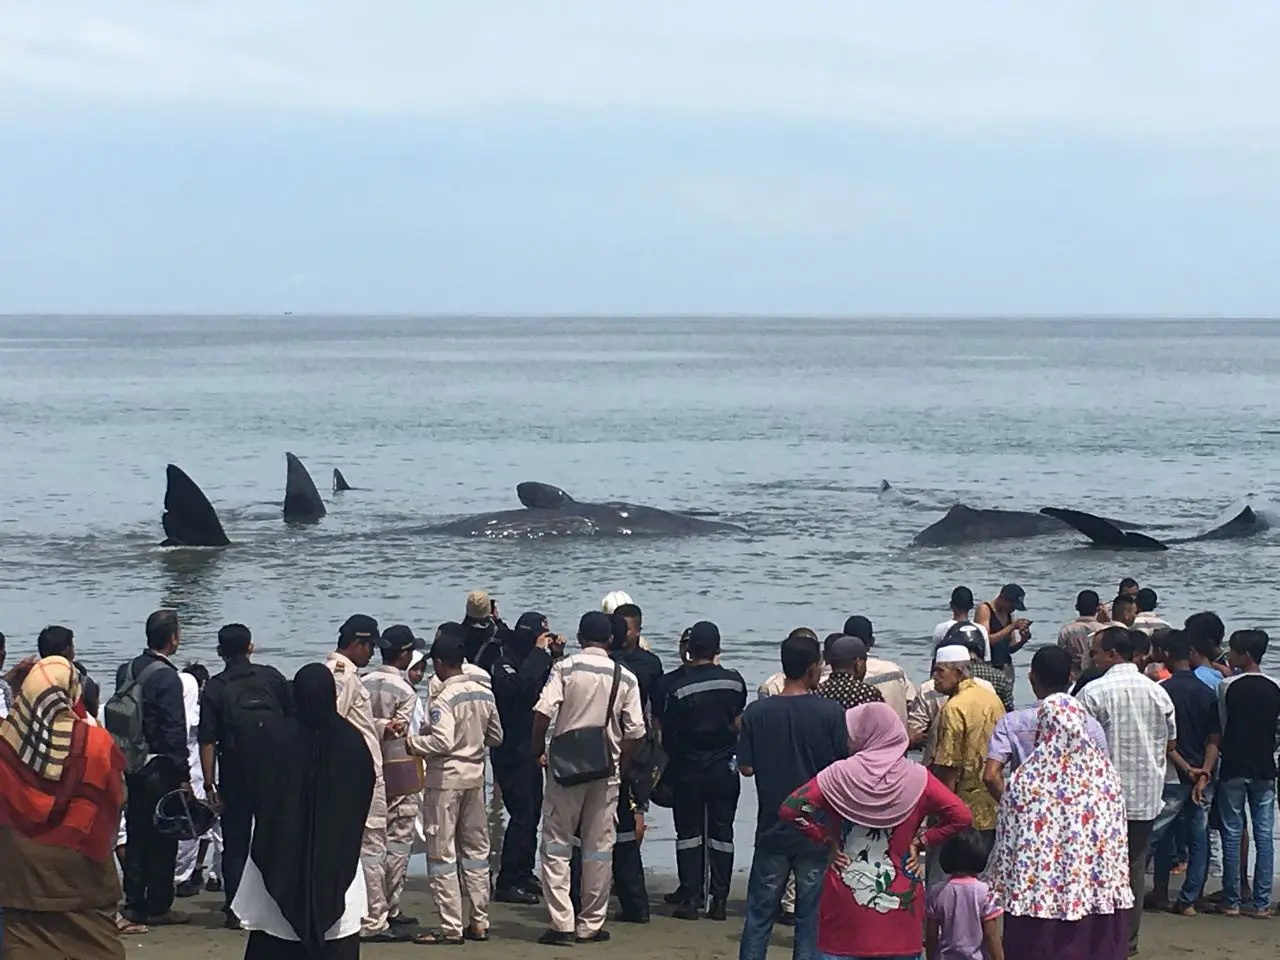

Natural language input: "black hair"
[81,676,101,717]
[613,602,642,626]
[1184,611,1225,647]
[1029,645,1071,693]
[1135,588,1158,613]
[145,609,180,651]
[823,632,845,656]
[217,622,252,657]
[1119,577,1139,594]
[1162,629,1192,664]
[1189,631,1218,662]
[949,586,974,612]
[184,662,210,687]
[781,633,821,680]
[437,621,467,646]
[609,612,630,652]
[433,639,465,669]
[0,631,6,650]
[1075,590,1101,617]
[1128,629,1151,658]
[938,828,991,877]
[1097,626,1137,661]
[37,624,75,659]
[1229,629,1269,665]
[1112,594,1137,617]
[788,627,818,643]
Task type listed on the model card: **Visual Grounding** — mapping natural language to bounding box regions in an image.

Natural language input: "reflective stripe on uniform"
[866,670,905,687]
[675,837,703,850]
[427,859,457,877]
[670,678,746,699]
[543,841,574,857]
[460,858,488,871]
[568,661,617,679]
[707,838,734,853]
[443,690,496,707]
[615,831,636,843]
[386,840,413,855]
[583,849,612,862]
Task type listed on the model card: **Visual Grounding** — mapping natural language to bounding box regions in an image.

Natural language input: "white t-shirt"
[932,619,991,662]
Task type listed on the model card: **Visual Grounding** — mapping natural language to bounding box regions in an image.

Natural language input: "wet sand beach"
[120,877,1276,960]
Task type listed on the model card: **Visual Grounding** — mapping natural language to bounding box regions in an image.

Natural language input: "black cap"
[950,586,974,611]
[827,635,868,667]
[686,621,721,658]
[843,615,875,647]
[999,584,1026,612]
[338,614,381,646]
[381,624,426,655]
[578,611,613,646]
[429,630,466,665]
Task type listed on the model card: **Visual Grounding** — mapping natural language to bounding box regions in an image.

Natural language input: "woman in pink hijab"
[779,702,971,959]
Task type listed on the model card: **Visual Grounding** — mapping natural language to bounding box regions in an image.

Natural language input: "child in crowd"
[926,829,1004,960]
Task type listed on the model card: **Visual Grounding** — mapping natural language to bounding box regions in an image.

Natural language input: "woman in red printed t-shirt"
[779,702,971,960]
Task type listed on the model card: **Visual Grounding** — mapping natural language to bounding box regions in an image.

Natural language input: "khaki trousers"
[360,825,389,935]
[385,793,420,918]
[540,777,619,936]
[425,786,490,938]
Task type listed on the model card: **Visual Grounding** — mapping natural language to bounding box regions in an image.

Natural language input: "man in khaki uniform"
[361,624,426,932]
[532,611,645,946]
[324,614,405,942]
[407,625,504,944]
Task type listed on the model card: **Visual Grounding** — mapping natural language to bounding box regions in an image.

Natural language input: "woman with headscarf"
[0,656,127,960]
[778,702,971,960]
[984,693,1132,959]
[231,664,375,959]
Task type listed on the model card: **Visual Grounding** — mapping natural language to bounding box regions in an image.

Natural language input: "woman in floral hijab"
[985,692,1132,958]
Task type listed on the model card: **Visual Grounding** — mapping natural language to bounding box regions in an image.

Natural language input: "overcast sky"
[1,2,1277,315]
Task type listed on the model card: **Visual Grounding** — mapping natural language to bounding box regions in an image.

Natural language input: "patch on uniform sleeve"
[429,707,442,725]
[502,664,516,674]
[332,660,345,673]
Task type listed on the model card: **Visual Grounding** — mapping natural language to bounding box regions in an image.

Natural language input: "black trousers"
[220,785,253,915]
[122,763,181,918]
[492,750,543,890]
[612,783,649,920]
[671,764,740,902]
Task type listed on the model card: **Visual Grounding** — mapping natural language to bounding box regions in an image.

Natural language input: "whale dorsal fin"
[333,468,351,492]
[517,482,575,509]
[161,464,231,547]
[283,452,327,522]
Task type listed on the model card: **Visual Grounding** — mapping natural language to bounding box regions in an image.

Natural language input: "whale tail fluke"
[1039,507,1168,551]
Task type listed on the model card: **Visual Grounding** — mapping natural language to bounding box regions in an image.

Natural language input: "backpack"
[220,666,284,754]
[104,659,168,774]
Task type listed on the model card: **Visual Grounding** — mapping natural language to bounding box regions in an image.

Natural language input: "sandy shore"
[119,875,1276,959]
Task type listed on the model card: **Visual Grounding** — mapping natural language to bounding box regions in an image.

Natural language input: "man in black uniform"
[652,621,748,921]
[489,611,558,904]
[607,605,664,923]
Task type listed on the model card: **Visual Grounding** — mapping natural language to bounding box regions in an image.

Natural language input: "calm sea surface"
[3,315,1279,865]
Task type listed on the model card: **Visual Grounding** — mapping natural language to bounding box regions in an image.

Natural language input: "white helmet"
[601,591,634,614]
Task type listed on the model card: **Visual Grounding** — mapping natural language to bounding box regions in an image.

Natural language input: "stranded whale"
[1041,502,1273,551]
[161,464,230,547]
[413,481,747,539]
[283,453,326,523]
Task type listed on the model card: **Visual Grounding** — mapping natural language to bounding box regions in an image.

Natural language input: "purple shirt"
[926,877,1001,960]
[986,701,1109,772]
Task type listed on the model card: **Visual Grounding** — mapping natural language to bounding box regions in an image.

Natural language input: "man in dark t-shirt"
[1216,629,1280,916]
[737,632,847,960]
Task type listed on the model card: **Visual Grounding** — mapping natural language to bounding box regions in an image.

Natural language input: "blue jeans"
[1150,781,1212,907]
[1220,777,1277,911]
[739,847,827,960]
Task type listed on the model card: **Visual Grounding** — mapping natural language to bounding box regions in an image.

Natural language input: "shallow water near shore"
[3,314,1280,864]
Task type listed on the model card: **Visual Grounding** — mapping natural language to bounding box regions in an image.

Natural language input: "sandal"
[115,914,148,935]
[464,927,489,942]
[415,931,466,946]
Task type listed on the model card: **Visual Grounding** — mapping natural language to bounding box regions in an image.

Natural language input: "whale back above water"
[283,453,327,523]
[423,482,746,538]
[161,464,230,547]
[911,503,1070,546]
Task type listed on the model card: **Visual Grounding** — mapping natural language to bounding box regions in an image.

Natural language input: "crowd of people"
[0,577,1277,960]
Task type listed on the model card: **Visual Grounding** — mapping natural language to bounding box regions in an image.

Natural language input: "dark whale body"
[161,464,230,547]
[283,453,326,523]
[414,481,746,539]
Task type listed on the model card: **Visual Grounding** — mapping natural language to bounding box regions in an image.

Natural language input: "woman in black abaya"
[231,663,375,959]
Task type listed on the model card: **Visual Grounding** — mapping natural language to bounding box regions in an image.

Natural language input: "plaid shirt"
[970,660,1016,712]
[1078,662,1177,820]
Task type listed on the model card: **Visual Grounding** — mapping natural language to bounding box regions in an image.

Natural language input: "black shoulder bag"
[547,661,621,787]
